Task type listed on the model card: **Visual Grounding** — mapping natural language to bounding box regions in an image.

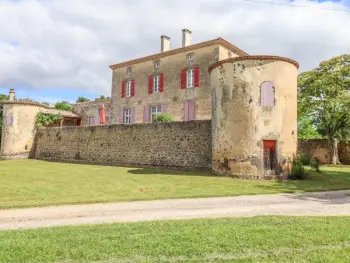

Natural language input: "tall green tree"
[54,101,73,111]
[0,94,9,145]
[76,97,90,103]
[298,54,350,165]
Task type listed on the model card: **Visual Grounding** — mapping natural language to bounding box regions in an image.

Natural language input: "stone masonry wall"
[34,120,212,169]
[298,139,350,164]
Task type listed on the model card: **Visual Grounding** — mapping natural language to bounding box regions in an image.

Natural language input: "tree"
[298,54,350,165]
[0,94,9,145]
[54,101,73,111]
[95,95,106,101]
[76,97,90,103]
[298,117,323,139]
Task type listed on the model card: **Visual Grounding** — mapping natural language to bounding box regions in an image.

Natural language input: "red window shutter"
[159,73,164,92]
[148,76,153,94]
[194,66,200,87]
[121,81,126,98]
[181,69,186,89]
[131,80,135,96]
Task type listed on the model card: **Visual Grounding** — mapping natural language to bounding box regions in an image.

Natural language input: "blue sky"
[0,0,349,104]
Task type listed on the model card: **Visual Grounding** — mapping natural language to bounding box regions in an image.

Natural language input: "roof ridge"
[109,37,248,70]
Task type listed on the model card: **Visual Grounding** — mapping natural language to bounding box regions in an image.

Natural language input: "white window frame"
[153,75,160,93]
[186,69,194,88]
[126,81,131,97]
[123,108,132,124]
[150,105,161,122]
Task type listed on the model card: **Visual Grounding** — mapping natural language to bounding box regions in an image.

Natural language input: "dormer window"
[155,61,160,69]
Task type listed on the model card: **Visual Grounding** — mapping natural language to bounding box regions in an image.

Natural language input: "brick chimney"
[182,29,192,47]
[9,89,15,101]
[160,35,170,52]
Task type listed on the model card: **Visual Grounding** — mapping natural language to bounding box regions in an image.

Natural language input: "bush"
[310,157,321,173]
[298,153,312,165]
[153,113,174,122]
[289,159,308,180]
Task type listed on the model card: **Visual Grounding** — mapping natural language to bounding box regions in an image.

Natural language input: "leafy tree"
[95,95,106,101]
[0,94,9,145]
[76,97,90,103]
[153,113,174,122]
[54,101,73,111]
[35,112,62,128]
[298,54,350,165]
[297,117,323,139]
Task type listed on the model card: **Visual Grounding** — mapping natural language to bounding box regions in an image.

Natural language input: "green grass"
[0,160,350,209]
[0,216,350,262]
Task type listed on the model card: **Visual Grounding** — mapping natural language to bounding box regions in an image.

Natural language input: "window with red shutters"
[121,81,126,98]
[181,69,186,89]
[131,80,135,97]
[148,76,153,94]
[159,73,164,92]
[194,66,200,87]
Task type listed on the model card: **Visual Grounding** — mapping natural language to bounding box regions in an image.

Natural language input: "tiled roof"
[0,100,81,118]
[109,38,249,70]
[208,55,299,73]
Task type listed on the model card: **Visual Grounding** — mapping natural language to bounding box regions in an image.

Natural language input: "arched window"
[260,81,275,106]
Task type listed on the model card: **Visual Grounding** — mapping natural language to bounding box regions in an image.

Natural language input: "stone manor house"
[1,29,299,177]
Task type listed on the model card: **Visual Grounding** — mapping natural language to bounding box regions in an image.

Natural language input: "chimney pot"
[9,89,15,101]
[182,29,192,47]
[160,35,170,52]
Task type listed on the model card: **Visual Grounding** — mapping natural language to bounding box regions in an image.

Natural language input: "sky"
[0,0,349,103]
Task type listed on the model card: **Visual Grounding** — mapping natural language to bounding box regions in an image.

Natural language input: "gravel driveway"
[1,190,350,230]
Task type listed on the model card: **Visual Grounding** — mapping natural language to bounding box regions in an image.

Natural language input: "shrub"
[153,113,174,122]
[298,153,312,165]
[310,157,321,173]
[289,158,308,180]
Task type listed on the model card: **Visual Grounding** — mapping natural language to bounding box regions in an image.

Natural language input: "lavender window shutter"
[143,106,149,122]
[6,114,13,126]
[191,100,196,120]
[131,108,135,124]
[261,82,274,106]
[161,104,167,113]
[120,107,124,124]
[184,101,189,121]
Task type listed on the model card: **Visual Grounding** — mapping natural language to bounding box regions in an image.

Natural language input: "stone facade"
[110,44,241,125]
[34,120,212,169]
[298,139,350,165]
[72,99,112,125]
[209,56,299,177]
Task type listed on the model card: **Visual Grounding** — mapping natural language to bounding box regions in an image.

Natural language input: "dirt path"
[1,190,350,230]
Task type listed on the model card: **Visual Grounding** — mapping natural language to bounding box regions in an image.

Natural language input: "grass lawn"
[0,160,350,209]
[0,216,350,262]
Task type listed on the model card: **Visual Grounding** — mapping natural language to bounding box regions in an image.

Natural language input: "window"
[127,67,132,74]
[186,69,194,88]
[88,116,95,125]
[123,108,132,124]
[6,113,13,126]
[260,81,275,106]
[150,105,161,122]
[155,61,160,69]
[126,81,131,97]
[153,75,160,93]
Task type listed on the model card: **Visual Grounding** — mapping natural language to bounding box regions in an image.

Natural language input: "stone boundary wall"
[33,120,212,169]
[298,139,350,164]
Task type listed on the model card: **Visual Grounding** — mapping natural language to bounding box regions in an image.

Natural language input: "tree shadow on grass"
[257,168,350,204]
[127,168,214,177]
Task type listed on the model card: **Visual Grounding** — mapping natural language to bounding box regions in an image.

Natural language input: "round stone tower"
[209,56,299,178]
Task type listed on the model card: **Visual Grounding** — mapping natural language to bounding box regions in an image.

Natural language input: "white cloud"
[0,0,349,95]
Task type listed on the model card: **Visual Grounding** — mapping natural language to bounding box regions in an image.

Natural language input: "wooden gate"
[263,140,277,173]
